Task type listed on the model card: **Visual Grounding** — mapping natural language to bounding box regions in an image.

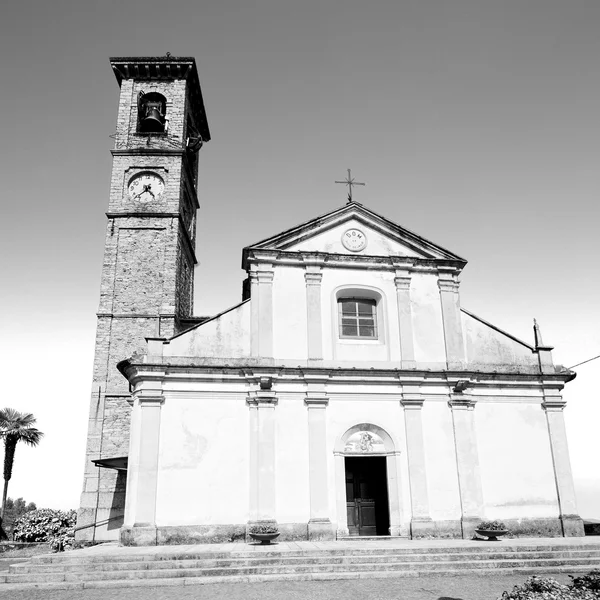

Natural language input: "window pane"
[359,325,375,337]
[357,301,374,315]
[358,317,375,328]
[342,324,358,336]
[340,301,358,316]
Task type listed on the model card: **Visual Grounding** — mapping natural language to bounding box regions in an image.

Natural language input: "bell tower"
[77,56,210,540]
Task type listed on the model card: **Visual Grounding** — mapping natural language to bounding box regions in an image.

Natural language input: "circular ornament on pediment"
[341,228,367,252]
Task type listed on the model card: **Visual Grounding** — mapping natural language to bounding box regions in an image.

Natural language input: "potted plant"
[475,520,509,541]
[248,523,280,545]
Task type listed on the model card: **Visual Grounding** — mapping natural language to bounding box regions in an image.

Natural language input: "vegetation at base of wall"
[498,571,600,599]
[1,497,37,539]
[13,508,77,551]
[249,524,279,534]
[477,520,507,531]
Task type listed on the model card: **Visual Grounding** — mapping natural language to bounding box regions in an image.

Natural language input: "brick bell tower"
[76,56,210,540]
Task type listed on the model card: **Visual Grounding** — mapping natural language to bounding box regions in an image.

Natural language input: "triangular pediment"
[244,202,466,263]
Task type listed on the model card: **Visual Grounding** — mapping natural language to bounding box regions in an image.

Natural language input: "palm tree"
[0,409,43,518]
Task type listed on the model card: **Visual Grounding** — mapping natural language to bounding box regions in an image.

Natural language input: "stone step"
[2,563,598,592]
[26,542,600,565]
[5,556,600,584]
[10,549,600,574]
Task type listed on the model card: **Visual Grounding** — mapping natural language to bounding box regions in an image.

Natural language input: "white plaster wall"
[320,268,399,362]
[166,302,251,358]
[421,400,462,520]
[292,218,423,257]
[272,267,307,360]
[155,394,249,526]
[326,397,406,526]
[411,273,446,364]
[462,313,538,367]
[274,394,310,522]
[475,401,559,519]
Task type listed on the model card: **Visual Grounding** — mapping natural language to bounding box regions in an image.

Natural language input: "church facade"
[77,56,584,546]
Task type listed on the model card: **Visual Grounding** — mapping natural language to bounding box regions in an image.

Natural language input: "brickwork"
[76,57,209,541]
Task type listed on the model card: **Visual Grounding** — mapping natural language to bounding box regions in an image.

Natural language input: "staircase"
[3,539,600,591]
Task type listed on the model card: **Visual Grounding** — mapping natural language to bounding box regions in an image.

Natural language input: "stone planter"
[475,529,508,541]
[249,532,280,545]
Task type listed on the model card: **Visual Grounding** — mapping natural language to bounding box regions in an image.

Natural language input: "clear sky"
[1,0,599,518]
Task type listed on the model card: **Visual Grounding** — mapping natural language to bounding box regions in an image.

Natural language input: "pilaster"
[247,378,278,525]
[305,392,333,540]
[249,272,259,356]
[438,269,465,369]
[121,387,164,545]
[542,394,584,537]
[400,391,432,536]
[304,268,324,361]
[448,391,484,539]
[256,267,274,358]
[394,270,416,368]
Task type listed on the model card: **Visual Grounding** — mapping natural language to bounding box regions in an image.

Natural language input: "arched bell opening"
[138,92,167,133]
[334,423,404,538]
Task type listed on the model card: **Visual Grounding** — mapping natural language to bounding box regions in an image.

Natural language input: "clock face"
[342,228,367,252]
[128,172,165,203]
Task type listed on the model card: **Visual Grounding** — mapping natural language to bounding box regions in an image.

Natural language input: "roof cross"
[335,169,365,203]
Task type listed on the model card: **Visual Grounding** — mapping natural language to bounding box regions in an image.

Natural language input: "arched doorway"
[334,424,405,537]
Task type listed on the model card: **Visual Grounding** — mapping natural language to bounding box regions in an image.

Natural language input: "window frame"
[337,297,378,340]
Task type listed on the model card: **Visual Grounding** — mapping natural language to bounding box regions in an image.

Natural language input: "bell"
[140,104,165,133]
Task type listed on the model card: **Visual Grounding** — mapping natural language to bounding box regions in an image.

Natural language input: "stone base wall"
[120,515,584,546]
[120,522,327,546]
[408,517,583,540]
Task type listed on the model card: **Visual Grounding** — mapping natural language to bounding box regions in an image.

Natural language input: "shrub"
[249,523,279,534]
[477,520,507,531]
[13,508,76,551]
[499,572,600,599]
[570,570,600,592]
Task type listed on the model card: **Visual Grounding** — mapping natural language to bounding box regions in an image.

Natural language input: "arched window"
[138,92,167,133]
[338,297,377,339]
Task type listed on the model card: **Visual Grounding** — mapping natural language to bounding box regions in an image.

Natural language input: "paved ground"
[2,572,579,600]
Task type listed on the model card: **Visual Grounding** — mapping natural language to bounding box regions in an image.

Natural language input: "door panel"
[345,456,389,536]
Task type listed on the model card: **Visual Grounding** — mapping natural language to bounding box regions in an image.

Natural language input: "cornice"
[117,358,576,392]
[243,248,465,273]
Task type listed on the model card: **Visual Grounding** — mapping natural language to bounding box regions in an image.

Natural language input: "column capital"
[305,392,329,407]
[247,391,278,407]
[438,279,460,293]
[542,397,566,412]
[394,276,411,291]
[304,271,323,286]
[400,393,424,409]
[448,393,476,410]
[256,270,274,283]
[134,389,165,406]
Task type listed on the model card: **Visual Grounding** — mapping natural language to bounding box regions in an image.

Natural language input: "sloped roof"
[242,201,466,267]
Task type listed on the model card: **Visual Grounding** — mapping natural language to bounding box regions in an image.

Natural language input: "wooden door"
[345,457,387,536]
